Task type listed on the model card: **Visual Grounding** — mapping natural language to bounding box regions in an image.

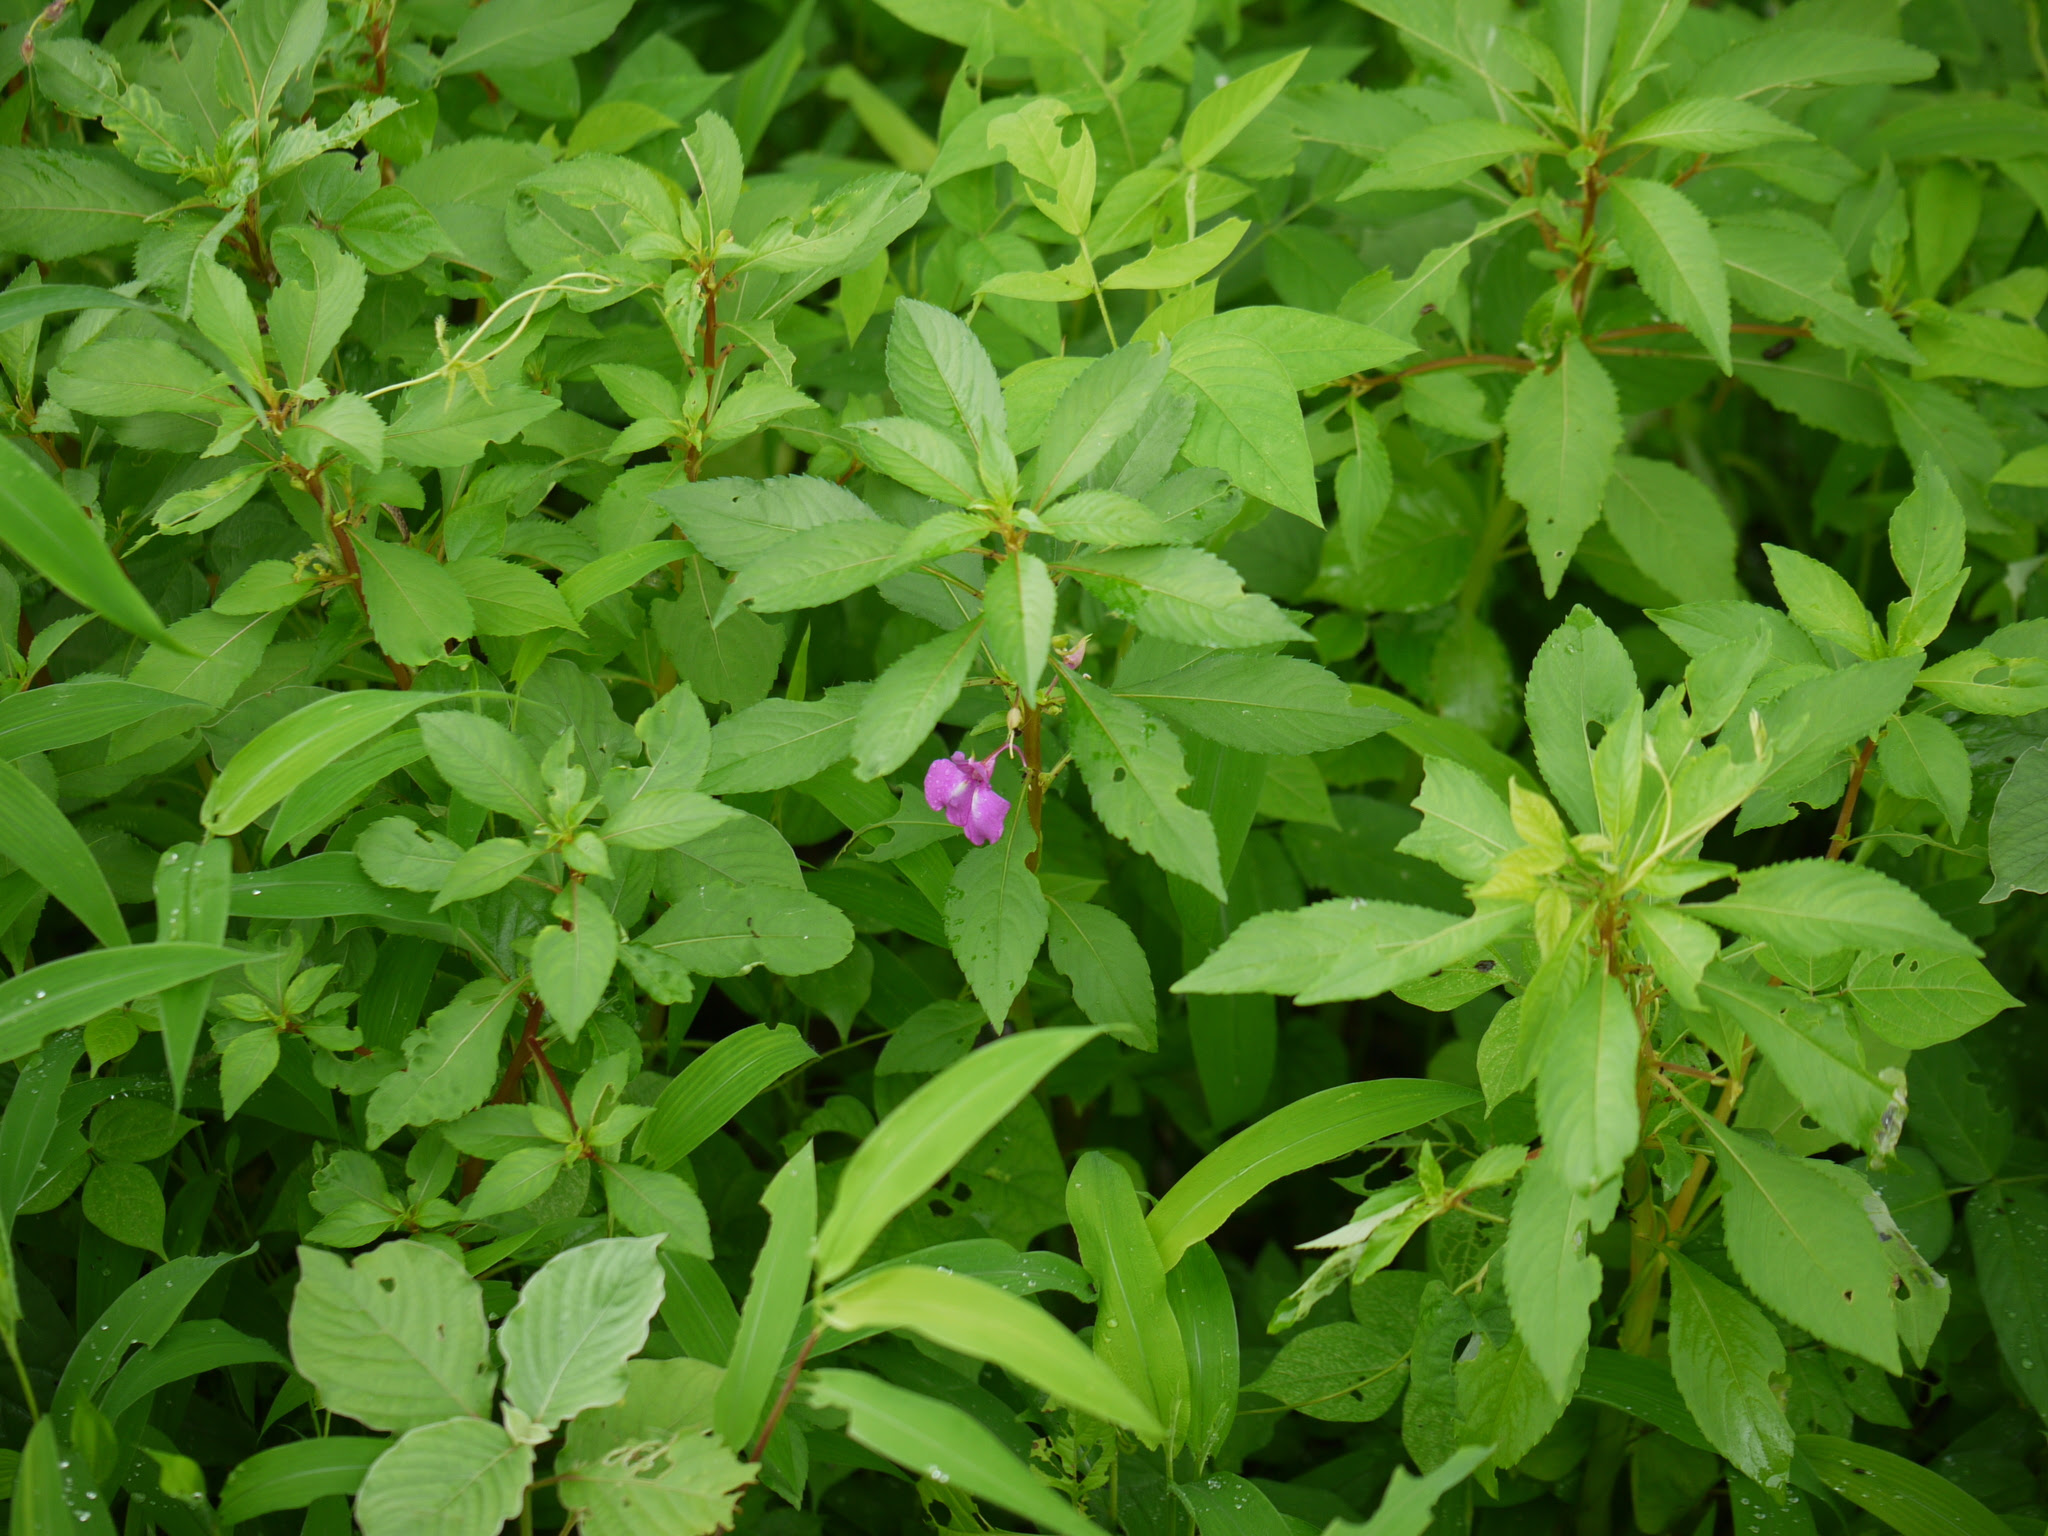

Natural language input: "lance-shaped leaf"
[0,757,127,949]
[806,1371,1109,1536]
[1687,858,1974,959]
[1068,1152,1188,1444]
[1116,653,1397,755]
[818,1264,1163,1440]
[0,943,245,1064]
[639,1023,819,1170]
[0,437,181,646]
[945,812,1046,1026]
[815,1027,1100,1282]
[203,691,453,835]
[713,1143,815,1452]
[1536,973,1640,1196]
[852,619,983,779]
[1603,178,1730,373]
[1146,1079,1477,1270]
[1504,1153,1609,1399]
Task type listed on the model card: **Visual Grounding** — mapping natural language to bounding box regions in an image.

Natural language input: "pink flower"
[924,750,1011,846]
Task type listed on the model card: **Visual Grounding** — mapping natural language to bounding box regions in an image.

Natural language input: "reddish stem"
[752,1328,822,1461]
[1827,738,1879,860]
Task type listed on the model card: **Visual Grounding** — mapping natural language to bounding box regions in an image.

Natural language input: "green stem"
[1458,476,1517,617]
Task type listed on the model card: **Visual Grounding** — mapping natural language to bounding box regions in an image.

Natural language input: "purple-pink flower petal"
[961,782,1011,845]
[925,753,970,816]
[925,749,1011,844]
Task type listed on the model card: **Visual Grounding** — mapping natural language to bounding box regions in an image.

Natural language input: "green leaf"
[1344,120,1556,196]
[0,150,168,261]
[1876,713,1970,835]
[1146,1080,1476,1270]
[885,297,1007,471]
[419,712,546,821]
[852,620,983,780]
[1796,1435,2009,1536]
[1061,670,1224,898]
[203,691,452,836]
[1682,1114,1899,1370]
[806,1369,1108,1536]
[363,976,522,1149]
[1686,30,1936,98]
[1103,219,1249,291]
[814,1026,1099,1282]
[1573,1350,1711,1451]
[1181,49,1305,169]
[1068,1151,1188,1444]
[1719,213,1924,364]
[1323,1446,1492,1536]
[532,882,618,1037]
[451,557,580,636]
[1536,972,1639,1196]
[1668,1254,1795,1487]
[82,1160,165,1257]
[1601,457,1739,604]
[0,439,180,647]
[0,942,244,1064]
[1115,653,1395,755]
[1247,1318,1408,1422]
[1604,178,1730,372]
[1990,744,2048,900]
[354,1418,533,1536]
[1166,1241,1239,1466]
[1181,309,1412,391]
[1504,340,1624,596]
[1062,545,1305,649]
[385,380,560,468]
[501,1235,665,1429]
[1169,328,1319,523]
[1765,545,1885,659]
[701,692,862,793]
[983,551,1055,696]
[442,0,633,72]
[821,1264,1163,1439]
[600,791,736,853]
[1455,1332,1575,1489]
[215,1438,389,1527]
[355,536,475,667]
[944,811,1046,1026]
[287,1240,495,1432]
[1175,898,1524,1005]
[1688,859,1974,960]
[1032,339,1172,501]
[1702,969,1894,1156]
[639,1023,820,1170]
[712,1142,814,1451]
[1046,894,1156,1049]
[1842,950,2018,1050]
[1617,97,1811,153]
[1504,1153,1607,1399]
[1965,1186,2048,1420]
[0,757,126,949]
[269,232,366,395]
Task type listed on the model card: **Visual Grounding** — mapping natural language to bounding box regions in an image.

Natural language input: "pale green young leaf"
[533,884,617,1038]
[1524,607,1637,835]
[1032,339,1173,502]
[1062,546,1304,649]
[1102,219,1248,291]
[700,691,862,793]
[1181,50,1306,169]
[1616,98,1809,153]
[364,977,523,1148]
[852,623,982,781]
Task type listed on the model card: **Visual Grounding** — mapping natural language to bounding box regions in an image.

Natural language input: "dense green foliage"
[3,0,2048,1532]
